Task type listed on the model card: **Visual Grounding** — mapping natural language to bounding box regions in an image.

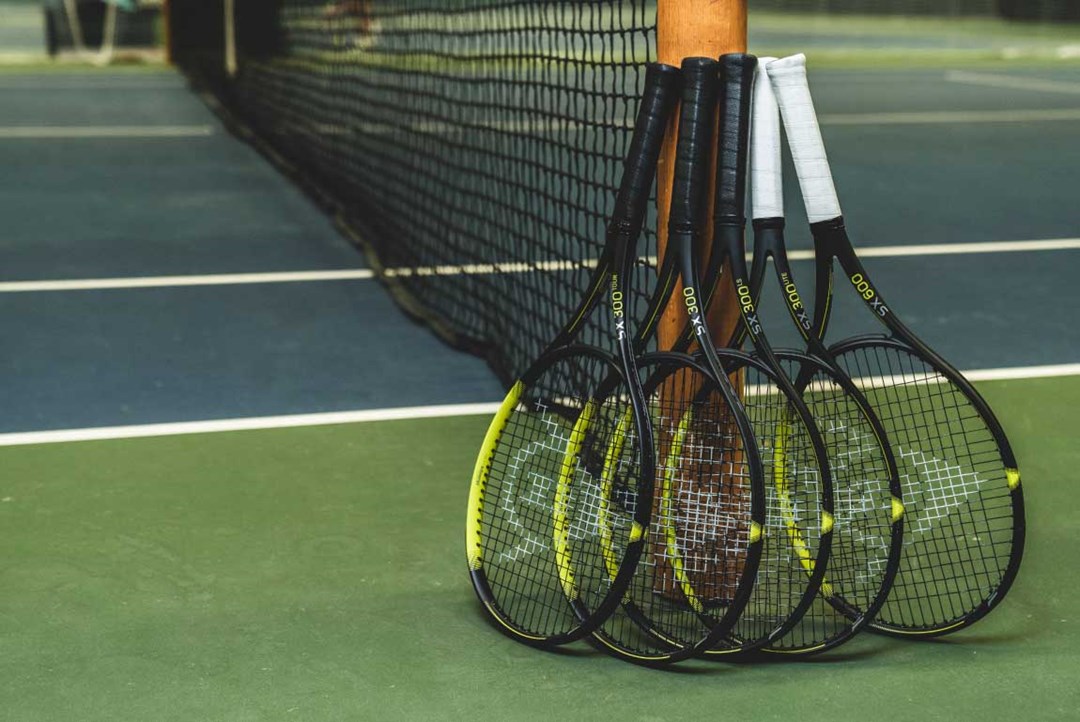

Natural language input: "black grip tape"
[669,57,718,231]
[610,63,681,231]
[715,53,757,222]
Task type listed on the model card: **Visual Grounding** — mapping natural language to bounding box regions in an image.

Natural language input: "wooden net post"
[656,0,747,352]
[653,0,748,603]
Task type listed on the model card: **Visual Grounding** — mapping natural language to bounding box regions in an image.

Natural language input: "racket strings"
[480,354,636,637]
[652,381,752,605]
[710,365,824,651]
[767,358,898,651]
[594,363,753,657]
[834,343,1014,629]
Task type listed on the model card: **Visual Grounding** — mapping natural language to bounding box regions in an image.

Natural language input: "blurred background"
[1,0,163,63]
[4,0,1080,66]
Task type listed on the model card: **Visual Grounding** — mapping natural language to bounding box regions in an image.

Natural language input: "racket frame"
[767,53,1025,636]
[466,63,681,646]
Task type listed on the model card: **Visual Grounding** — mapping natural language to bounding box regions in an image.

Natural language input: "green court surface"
[1,375,1075,721]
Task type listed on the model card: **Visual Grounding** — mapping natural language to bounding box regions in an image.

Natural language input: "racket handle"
[611,63,681,233]
[750,57,783,221]
[767,54,842,223]
[670,57,719,232]
[715,53,756,223]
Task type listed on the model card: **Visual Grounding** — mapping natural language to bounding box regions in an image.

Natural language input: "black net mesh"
[169,0,657,384]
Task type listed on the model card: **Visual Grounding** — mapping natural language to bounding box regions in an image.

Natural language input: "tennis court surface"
[1,1,1079,719]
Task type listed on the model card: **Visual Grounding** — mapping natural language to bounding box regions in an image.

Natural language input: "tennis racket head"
[698,351,832,658]
[829,335,1025,636]
[587,351,765,665]
[467,345,653,645]
[752,351,904,655]
[770,52,1024,635]
[465,62,680,646]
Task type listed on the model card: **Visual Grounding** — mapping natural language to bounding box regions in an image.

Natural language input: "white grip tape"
[767,54,841,223]
[751,58,783,220]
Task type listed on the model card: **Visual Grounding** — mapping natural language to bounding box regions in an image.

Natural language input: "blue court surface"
[2,63,1078,436]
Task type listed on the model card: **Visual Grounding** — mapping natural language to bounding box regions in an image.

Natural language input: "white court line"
[785,237,1080,261]
[945,70,1080,96]
[819,107,1080,126]
[845,363,1080,390]
[0,81,185,91]
[964,363,1080,382]
[0,403,504,447]
[1,362,1078,447]
[2,237,1077,294]
[383,258,582,278]
[278,106,1080,137]
[0,125,215,139]
[0,269,375,293]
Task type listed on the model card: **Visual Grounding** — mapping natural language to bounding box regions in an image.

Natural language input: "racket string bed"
[834,344,1014,628]
[702,364,825,654]
[592,361,757,661]
[478,357,630,637]
[652,390,751,606]
[754,356,898,653]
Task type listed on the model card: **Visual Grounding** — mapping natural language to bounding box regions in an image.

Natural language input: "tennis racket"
[583,57,768,666]
[768,53,1025,636]
[465,64,679,646]
[681,54,836,659]
[590,55,834,662]
[733,58,905,656]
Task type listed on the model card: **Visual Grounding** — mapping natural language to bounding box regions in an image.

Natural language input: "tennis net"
[169,0,659,385]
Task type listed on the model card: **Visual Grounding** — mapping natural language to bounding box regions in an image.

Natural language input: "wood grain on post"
[653,0,748,602]
[656,0,747,352]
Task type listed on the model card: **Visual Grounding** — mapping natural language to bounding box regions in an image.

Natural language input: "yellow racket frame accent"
[774,414,828,594]
[597,407,634,581]
[553,399,599,600]
[661,409,704,614]
[891,495,906,523]
[466,381,523,571]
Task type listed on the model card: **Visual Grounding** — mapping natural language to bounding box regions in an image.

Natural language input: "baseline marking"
[0,125,215,139]
[945,70,1080,96]
[820,107,1080,126]
[0,403,504,447]
[1,364,1077,447]
[2,238,1077,293]
[0,269,375,293]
